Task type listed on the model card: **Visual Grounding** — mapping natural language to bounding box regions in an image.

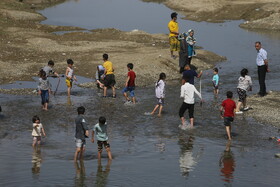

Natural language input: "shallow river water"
[1,0,280,186]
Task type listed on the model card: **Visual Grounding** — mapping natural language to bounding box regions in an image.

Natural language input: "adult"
[182,64,202,85]
[255,41,268,97]
[96,65,105,89]
[102,54,116,98]
[179,33,188,73]
[168,12,180,59]
[186,29,196,65]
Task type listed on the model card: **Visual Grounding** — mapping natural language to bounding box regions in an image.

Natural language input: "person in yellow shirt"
[168,12,180,59]
[102,54,116,98]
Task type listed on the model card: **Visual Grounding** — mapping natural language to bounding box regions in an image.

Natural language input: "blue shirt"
[182,70,198,85]
[212,74,219,86]
[93,123,108,141]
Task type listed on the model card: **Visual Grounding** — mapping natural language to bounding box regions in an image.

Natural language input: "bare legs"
[151,104,163,117]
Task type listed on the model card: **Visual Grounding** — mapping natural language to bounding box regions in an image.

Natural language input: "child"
[179,77,202,129]
[32,115,46,148]
[42,60,59,77]
[186,29,196,64]
[74,106,89,161]
[96,65,105,89]
[212,67,219,95]
[150,73,166,116]
[102,54,116,98]
[91,116,112,160]
[38,70,51,111]
[65,59,77,96]
[220,91,236,140]
[122,63,136,104]
[236,68,252,114]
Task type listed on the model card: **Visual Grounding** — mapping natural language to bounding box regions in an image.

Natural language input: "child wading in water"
[122,63,136,104]
[32,115,46,148]
[150,73,166,116]
[65,59,77,96]
[212,67,219,96]
[220,91,236,140]
[236,68,252,114]
[38,70,51,111]
[92,116,112,160]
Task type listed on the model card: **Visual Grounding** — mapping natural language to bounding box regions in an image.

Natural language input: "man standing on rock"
[168,12,180,59]
[255,41,268,97]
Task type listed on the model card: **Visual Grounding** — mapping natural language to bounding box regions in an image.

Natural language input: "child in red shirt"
[220,91,236,140]
[122,63,136,104]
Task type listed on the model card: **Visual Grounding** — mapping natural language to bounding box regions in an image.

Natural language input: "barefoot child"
[122,63,136,104]
[220,91,236,140]
[102,54,116,98]
[150,73,166,116]
[42,60,59,77]
[38,70,51,111]
[74,106,89,161]
[212,67,219,95]
[91,116,112,160]
[32,115,46,148]
[65,59,77,96]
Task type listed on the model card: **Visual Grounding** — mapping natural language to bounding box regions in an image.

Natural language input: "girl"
[38,70,51,111]
[186,29,196,65]
[236,68,252,114]
[32,115,46,147]
[150,73,166,116]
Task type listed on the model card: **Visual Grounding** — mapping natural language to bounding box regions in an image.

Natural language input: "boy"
[42,60,59,77]
[74,106,89,161]
[179,77,202,129]
[65,59,77,96]
[212,67,219,95]
[168,12,180,59]
[122,63,136,104]
[91,116,112,160]
[102,54,116,98]
[220,91,236,140]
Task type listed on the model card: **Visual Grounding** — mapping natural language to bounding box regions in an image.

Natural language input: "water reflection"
[31,147,42,176]
[96,159,111,187]
[178,135,197,177]
[74,160,86,187]
[219,141,235,183]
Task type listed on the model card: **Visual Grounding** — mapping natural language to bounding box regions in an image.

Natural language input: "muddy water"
[1,0,280,186]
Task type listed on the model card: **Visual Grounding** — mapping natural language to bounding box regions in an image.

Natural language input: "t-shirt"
[32,123,43,137]
[38,78,51,90]
[256,48,267,66]
[43,66,53,77]
[221,99,236,117]
[212,74,219,86]
[103,61,114,75]
[168,20,179,37]
[75,115,89,140]
[182,70,198,85]
[155,80,165,98]
[93,123,108,141]
[127,70,136,87]
[180,83,202,104]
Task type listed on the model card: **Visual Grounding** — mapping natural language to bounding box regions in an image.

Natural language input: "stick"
[53,77,61,96]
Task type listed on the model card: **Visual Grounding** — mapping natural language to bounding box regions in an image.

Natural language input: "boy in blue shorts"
[92,116,112,160]
[122,63,136,104]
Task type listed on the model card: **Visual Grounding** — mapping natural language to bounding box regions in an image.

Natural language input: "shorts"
[75,138,86,148]
[157,98,164,105]
[33,136,41,142]
[212,82,219,89]
[66,78,73,88]
[104,74,116,87]
[97,141,110,151]
[40,90,49,105]
[122,87,135,97]
[237,88,247,102]
[169,36,180,52]
[224,117,234,126]
[179,102,194,118]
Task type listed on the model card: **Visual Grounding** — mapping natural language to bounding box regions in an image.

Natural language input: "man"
[102,54,116,98]
[168,12,180,59]
[255,41,268,97]
[182,64,202,85]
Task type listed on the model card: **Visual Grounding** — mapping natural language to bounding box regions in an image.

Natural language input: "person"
[96,65,105,89]
[182,64,202,85]
[168,12,180,59]
[65,59,77,97]
[220,91,236,141]
[102,54,116,98]
[32,115,46,148]
[42,60,59,77]
[91,116,112,160]
[179,77,202,129]
[186,29,196,65]
[212,67,219,96]
[255,41,269,97]
[122,63,136,104]
[179,33,188,73]
[236,68,252,114]
[150,73,166,116]
[38,70,51,111]
[74,106,89,161]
